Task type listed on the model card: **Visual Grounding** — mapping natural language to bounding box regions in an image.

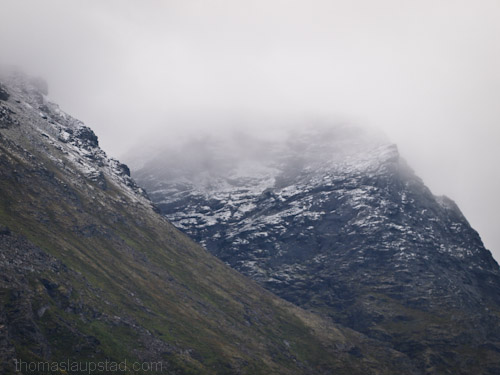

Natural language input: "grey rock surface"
[132,126,500,374]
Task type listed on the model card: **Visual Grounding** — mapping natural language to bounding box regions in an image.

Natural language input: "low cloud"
[1,0,499,258]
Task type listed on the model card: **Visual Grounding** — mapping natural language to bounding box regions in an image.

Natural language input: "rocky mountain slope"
[0,73,420,374]
[132,126,500,374]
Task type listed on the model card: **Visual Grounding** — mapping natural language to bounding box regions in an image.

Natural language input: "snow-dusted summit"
[131,124,500,373]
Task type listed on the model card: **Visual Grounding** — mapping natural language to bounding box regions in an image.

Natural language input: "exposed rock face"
[0,72,422,374]
[132,126,500,374]
[0,84,9,101]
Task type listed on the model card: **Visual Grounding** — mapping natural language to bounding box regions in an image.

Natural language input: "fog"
[1,0,499,259]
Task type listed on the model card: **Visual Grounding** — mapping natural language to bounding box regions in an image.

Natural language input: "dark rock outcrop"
[0,84,9,101]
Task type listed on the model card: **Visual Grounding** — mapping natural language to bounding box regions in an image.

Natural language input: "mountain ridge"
[0,72,422,374]
[132,123,500,374]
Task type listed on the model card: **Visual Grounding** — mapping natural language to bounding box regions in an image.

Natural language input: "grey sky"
[1,0,499,259]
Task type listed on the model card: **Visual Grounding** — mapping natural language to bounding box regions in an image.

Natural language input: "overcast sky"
[1,0,499,259]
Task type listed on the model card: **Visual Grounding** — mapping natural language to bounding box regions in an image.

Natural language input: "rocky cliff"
[132,125,500,374]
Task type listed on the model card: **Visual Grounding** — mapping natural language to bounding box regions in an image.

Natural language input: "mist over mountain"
[0,72,433,374]
[130,124,500,374]
[1,1,499,373]
[2,0,499,260]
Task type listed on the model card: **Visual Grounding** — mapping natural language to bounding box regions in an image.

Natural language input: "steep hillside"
[132,126,500,374]
[0,74,419,374]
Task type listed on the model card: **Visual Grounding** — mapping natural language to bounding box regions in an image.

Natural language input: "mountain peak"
[131,121,500,373]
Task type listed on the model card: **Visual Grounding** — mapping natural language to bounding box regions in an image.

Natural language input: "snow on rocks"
[0,71,152,209]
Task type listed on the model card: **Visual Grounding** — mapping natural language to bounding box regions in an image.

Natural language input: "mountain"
[131,125,500,374]
[0,73,421,374]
